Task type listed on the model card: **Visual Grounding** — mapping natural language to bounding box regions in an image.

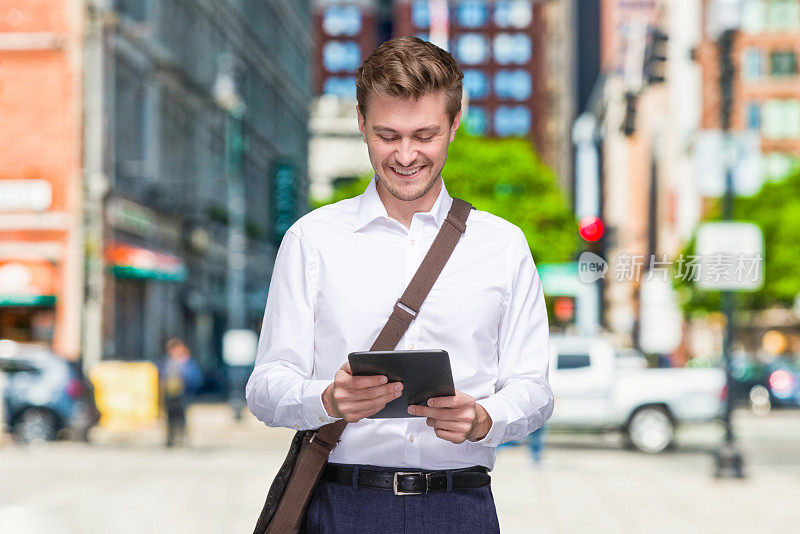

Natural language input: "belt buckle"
[393,471,429,496]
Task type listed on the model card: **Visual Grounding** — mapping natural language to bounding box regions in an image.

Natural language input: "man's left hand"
[408,390,492,444]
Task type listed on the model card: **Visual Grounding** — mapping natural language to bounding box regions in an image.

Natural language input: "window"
[455,34,489,65]
[746,102,761,130]
[762,99,800,138]
[766,0,800,31]
[464,106,488,135]
[115,0,147,22]
[493,33,531,65]
[412,0,430,28]
[322,5,362,36]
[456,1,488,28]
[322,41,361,72]
[494,70,531,100]
[463,70,489,99]
[494,0,533,28]
[742,48,763,81]
[557,353,592,370]
[494,106,530,136]
[741,0,767,33]
[323,76,357,99]
[770,50,797,76]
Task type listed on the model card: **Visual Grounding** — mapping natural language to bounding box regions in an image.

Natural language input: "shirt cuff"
[302,379,341,429]
[472,397,509,447]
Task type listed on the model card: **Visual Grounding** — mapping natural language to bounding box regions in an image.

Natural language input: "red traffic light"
[578,216,604,242]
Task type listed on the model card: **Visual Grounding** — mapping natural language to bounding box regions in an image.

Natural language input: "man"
[159,338,202,447]
[246,36,553,532]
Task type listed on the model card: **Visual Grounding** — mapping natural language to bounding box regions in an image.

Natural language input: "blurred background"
[1,0,799,532]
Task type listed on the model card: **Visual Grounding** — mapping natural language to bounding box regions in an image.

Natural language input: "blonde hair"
[356,36,463,124]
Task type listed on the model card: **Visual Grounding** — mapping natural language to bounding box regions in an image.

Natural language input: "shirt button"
[409,435,415,443]
[408,343,415,350]
[319,417,325,422]
[487,438,493,443]
[294,424,300,429]
[410,239,416,246]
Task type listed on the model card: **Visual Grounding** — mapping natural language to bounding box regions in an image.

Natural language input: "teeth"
[394,167,421,176]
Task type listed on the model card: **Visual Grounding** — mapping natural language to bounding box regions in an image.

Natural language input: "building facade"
[696,0,800,182]
[2,1,312,380]
[309,0,572,200]
[0,1,84,359]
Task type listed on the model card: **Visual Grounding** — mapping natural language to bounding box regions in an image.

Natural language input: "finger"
[345,389,400,413]
[433,428,466,444]
[426,395,460,408]
[347,382,402,402]
[341,361,352,374]
[426,417,435,427]
[346,398,392,420]
[408,405,444,419]
[346,373,390,389]
[432,419,471,434]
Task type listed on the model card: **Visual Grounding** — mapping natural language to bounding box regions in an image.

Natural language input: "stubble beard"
[376,166,440,202]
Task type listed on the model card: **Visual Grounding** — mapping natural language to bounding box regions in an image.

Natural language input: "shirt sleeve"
[245,229,341,431]
[473,228,555,447]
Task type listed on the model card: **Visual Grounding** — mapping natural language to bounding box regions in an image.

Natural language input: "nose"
[395,138,418,167]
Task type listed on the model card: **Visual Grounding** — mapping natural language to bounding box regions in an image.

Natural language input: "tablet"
[348,350,456,419]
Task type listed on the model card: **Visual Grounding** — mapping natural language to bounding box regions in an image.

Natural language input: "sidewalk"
[1,404,799,533]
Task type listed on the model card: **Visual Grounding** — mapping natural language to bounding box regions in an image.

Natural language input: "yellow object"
[89,361,159,430]
[763,330,787,356]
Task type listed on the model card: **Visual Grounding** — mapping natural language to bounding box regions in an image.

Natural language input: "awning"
[107,244,187,282]
[0,254,58,306]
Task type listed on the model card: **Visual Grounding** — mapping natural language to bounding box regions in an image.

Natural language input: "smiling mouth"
[391,165,425,178]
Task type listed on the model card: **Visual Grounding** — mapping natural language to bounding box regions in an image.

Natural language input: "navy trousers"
[304,464,501,533]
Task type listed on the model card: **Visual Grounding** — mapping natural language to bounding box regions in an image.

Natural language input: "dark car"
[729,356,800,413]
[0,341,100,443]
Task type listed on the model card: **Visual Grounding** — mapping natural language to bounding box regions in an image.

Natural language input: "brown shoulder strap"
[370,197,473,352]
[320,197,472,444]
[263,198,473,534]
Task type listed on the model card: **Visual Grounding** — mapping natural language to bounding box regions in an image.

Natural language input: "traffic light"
[578,216,604,242]
[645,29,668,85]
[578,215,606,260]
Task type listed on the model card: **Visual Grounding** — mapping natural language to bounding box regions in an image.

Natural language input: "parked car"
[548,336,726,453]
[729,355,800,413]
[0,340,100,443]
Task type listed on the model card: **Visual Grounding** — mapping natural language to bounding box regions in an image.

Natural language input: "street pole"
[81,0,110,374]
[215,54,248,420]
[714,27,745,479]
[225,109,246,333]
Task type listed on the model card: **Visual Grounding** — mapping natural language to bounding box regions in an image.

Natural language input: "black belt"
[321,464,490,496]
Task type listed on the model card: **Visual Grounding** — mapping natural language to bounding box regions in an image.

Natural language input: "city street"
[1,405,798,533]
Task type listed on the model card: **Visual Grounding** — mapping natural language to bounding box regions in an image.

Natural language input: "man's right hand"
[322,362,403,423]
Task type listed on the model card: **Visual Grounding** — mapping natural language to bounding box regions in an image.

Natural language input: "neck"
[375,177,442,228]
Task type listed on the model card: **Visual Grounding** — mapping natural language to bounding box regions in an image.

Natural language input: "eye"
[379,135,397,142]
[417,136,433,142]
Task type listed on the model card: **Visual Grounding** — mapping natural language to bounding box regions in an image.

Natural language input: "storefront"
[107,243,187,361]
[0,255,59,344]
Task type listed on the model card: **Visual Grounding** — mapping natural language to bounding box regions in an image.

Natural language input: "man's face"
[358,90,460,203]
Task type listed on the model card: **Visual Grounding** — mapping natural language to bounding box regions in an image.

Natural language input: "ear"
[357,105,366,141]
[449,109,462,143]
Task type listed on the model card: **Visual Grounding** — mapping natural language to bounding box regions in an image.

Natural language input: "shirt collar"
[354,175,453,232]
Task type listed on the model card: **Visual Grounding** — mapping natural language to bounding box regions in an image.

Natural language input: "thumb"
[341,361,353,375]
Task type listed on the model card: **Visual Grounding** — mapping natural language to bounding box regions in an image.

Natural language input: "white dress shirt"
[246,177,554,470]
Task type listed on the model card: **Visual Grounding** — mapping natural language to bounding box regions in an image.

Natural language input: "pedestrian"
[158,338,202,448]
[246,36,553,532]
[528,425,546,465]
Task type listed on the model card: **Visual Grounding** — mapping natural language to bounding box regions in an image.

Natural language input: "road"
[0,406,798,533]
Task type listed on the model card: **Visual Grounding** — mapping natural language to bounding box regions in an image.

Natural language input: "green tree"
[312,132,578,264]
[675,166,800,314]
